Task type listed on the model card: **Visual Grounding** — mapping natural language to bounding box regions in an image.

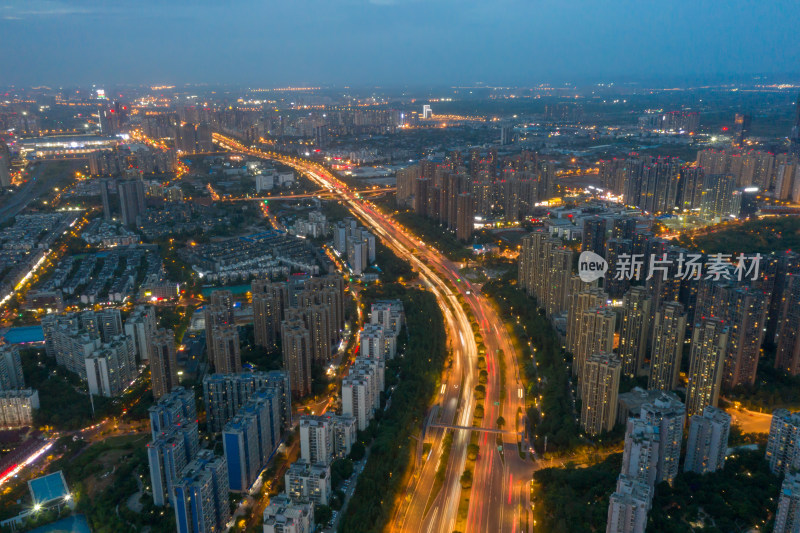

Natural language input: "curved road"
[213,134,533,533]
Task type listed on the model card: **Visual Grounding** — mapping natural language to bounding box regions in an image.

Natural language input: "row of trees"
[482,276,582,454]
[532,448,781,533]
[337,284,448,533]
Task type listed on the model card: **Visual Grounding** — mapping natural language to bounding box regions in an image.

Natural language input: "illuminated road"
[220,187,394,202]
[213,133,532,533]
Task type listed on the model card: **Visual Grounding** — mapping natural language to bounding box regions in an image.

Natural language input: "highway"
[213,133,533,533]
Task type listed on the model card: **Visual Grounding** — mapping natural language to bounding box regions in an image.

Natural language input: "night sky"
[2,0,798,86]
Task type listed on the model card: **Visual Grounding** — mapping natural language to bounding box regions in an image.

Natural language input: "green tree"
[460,469,473,490]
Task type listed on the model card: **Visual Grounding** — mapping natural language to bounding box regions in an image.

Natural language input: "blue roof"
[1,325,44,344]
[28,471,69,505]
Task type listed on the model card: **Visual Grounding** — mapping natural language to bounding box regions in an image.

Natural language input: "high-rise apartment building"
[621,418,660,488]
[775,275,800,375]
[208,324,241,375]
[205,300,234,372]
[150,328,179,400]
[202,372,290,433]
[544,244,574,319]
[124,305,157,361]
[686,318,729,416]
[774,473,800,533]
[721,286,768,388]
[582,217,607,257]
[606,475,651,533]
[605,238,634,298]
[282,319,312,398]
[0,390,39,428]
[285,461,332,506]
[360,323,386,360]
[173,450,231,533]
[147,421,200,506]
[329,414,357,459]
[580,353,622,436]
[85,334,137,397]
[456,192,474,241]
[618,288,652,378]
[223,412,262,493]
[640,393,685,485]
[370,300,405,336]
[766,409,800,477]
[566,286,606,355]
[574,307,616,383]
[118,179,146,227]
[148,387,197,439]
[299,415,334,466]
[684,406,731,475]
[252,281,285,350]
[648,302,687,391]
[342,374,374,431]
[285,304,332,363]
[0,345,24,391]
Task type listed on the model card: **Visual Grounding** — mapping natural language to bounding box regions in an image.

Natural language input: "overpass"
[427,423,511,435]
[218,187,395,202]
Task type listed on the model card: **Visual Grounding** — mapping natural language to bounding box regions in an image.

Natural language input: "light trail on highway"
[213,133,532,533]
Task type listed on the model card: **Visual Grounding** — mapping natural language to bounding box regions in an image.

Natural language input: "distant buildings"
[397,150,553,235]
[684,406,731,475]
[791,91,800,157]
[332,218,376,275]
